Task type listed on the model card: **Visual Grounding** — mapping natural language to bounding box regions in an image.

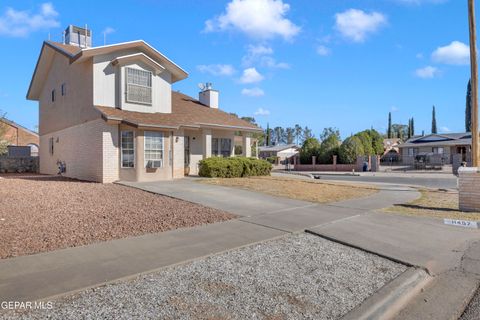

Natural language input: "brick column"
[458,167,480,212]
[333,155,337,171]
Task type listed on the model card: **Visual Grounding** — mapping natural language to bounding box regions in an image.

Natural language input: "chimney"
[198,83,219,109]
[64,25,92,48]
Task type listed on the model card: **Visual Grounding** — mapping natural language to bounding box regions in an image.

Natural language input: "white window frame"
[121,131,135,168]
[125,67,152,105]
[144,131,164,168]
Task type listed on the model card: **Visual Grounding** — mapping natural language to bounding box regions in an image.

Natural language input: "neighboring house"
[27,25,261,183]
[397,133,471,164]
[383,138,401,155]
[0,118,39,156]
[259,144,299,164]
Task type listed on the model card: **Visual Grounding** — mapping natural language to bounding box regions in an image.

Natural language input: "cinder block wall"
[458,167,480,212]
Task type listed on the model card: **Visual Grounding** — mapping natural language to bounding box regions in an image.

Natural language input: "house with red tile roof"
[27,25,261,182]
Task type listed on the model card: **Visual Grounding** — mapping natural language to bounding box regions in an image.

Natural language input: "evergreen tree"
[387,112,393,139]
[265,123,271,146]
[411,118,415,136]
[431,105,437,134]
[466,79,472,132]
[407,118,412,139]
[294,124,303,145]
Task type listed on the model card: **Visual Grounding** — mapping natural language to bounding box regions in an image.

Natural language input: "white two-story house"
[27,25,261,183]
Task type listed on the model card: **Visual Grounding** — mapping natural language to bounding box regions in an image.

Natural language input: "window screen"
[220,138,231,157]
[144,131,163,168]
[121,131,135,168]
[126,67,152,105]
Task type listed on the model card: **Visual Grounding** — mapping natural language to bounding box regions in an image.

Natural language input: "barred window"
[121,131,135,168]
[144,131,163,168]
[126,67,152,105]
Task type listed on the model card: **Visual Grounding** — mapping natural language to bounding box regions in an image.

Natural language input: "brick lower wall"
[40,119,118,182]
[294,164,356,172]
[458,167,480,212]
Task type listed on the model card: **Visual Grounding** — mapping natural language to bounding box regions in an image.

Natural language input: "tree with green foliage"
[407,118,412,139]
[466,79,472,132]
[294,124,303,145]
[285,127,295,144]
[299,137,321,164]
[431,105,437,134]
[303,126,314,140]
[392,124,408,140]
[387,112,393,139]
[272,126,285,145]
[319,130,341,164]
[411,118,415,136]
[354,131,374,155]
[265,123,271,146]
[339,136,365,164]
[366,129,384,155]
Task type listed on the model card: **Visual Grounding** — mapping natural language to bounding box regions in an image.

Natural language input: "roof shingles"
[96,91,261,131]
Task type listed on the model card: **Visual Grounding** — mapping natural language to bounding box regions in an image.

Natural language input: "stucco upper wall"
[93,49,172,113]
[39,52,98,135]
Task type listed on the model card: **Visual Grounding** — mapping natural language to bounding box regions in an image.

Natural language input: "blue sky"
[0,0,473,138]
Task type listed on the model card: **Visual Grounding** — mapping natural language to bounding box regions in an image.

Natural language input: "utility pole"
[469,0,479,167]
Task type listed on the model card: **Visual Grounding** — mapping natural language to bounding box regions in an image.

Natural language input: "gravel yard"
[0,175,233,259]
[6,233,407,320]
[460,286,480,320]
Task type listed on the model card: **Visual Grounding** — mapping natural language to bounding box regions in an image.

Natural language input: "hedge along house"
[27,25,262,183]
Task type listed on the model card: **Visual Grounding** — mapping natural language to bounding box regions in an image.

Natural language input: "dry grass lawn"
[384,189,480,221]
[201,176,378,204]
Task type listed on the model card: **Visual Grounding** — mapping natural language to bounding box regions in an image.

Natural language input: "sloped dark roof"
[96,91,262,132]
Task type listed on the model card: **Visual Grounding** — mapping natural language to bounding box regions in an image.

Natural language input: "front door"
[184,136,190,175]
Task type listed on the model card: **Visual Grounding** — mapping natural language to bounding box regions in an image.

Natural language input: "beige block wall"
[173,129,185,178]
[39,119,119,183]
[458,167,480,212]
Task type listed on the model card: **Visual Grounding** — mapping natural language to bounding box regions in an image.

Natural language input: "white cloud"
[390,106,399,112]
[242,44,289,69]
[102,27,115,35]
[204,0,300,40]
[254,107,270,116]
[240,67,265,83]
[415,66,440,79]
[440,126,451,133]
[197,64,236,76]
[432,41,470,65]
[416,53,424,59]
[242,87,265,97]
[316,45,331,56]
[0,2,59,37]
[334,9,387,43]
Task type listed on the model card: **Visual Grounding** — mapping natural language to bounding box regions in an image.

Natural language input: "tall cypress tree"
[265,123,271,146]
[431,106,437,134]
[466,79,472,132]
[407,119,412,139]
[411,117,415,136]
[387,112,393,138]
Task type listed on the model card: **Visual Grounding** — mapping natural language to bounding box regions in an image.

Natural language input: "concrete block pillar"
[202,129,212,159]
[242,134,251,157]
[312,156,316,170]
[356,156,365,172]
[458,167,480,212]
[333,155,337,171]
[371,155,380,172]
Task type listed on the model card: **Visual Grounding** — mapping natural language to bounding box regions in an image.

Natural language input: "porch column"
[242,133,251,157]
[202,129,212,159]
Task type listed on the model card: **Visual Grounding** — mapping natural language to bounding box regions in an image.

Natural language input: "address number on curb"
[443,219,479,229]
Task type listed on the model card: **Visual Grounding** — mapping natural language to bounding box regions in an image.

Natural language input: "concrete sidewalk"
[0,180,417,303]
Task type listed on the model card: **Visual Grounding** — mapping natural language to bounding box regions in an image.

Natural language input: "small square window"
[51,89,56,102]
[61,83,66,96]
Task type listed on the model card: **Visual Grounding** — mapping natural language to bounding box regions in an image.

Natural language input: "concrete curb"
[341,268,431,320]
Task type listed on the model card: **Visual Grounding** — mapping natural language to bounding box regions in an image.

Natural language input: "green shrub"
[266,156,278,164]
[199,157,272,178]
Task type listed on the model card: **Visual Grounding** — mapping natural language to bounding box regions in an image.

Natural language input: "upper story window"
[126,67,152,105]
[51,89,56,102]
[61,83,66,96]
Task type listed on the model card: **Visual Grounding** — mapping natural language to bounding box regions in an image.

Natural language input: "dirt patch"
[384,189,480,221]
[200,176,377,204]
[0,175,234,259]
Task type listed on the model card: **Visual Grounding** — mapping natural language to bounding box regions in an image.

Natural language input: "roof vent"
[64,25,92,48]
